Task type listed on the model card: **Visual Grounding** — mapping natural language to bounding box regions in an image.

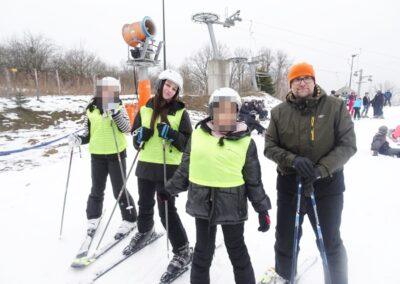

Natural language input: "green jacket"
[264,85,357,178]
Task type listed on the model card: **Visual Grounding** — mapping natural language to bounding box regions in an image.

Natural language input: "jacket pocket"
[186,184,210,218]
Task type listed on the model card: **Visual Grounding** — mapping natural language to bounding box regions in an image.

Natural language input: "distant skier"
[361,92,370,117]
[371,90,384,118]
[264,62,357,284]
[347,92,355,116]
[371,126,400,157]
[165,87,272,284]
[353,95,362,120]
[123,69,192,280]
[384,90,392,107]
[239,104,265,135]
[68,77,138,239]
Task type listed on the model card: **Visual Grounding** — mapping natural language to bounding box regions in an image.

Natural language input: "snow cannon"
[122,17,156,47]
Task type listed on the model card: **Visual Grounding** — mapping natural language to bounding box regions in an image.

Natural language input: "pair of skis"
[70,224,135,268]
[159,240,224,283]
[92,231,165,281]
[70,210,135,269]
[71,227,224,283]
[93,232,194,284]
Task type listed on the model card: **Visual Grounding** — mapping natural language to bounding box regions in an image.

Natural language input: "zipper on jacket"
[208,189,216,231]
[310,116,315,141]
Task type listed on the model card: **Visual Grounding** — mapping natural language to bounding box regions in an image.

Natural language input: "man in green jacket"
[264,62,356,284]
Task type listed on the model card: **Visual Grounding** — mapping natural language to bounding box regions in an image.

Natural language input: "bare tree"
[272,50,291,100]
[373,81,396,93]
[229,48,252,93]
[180,43,229,96]
[59,47,107,90]
[0,45,7,68]
[6,32,55,77]
[257,47,274,74]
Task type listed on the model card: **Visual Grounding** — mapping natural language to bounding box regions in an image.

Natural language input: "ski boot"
[87,217,101,237]
[114,220,137,240]
[258,267,289,284]
[160,243,193,283]
[122,227,155,255]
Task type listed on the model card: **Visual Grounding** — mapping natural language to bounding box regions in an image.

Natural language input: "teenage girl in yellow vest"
[123,70,192,278]
[68,77,138,239]
[164,87,272,284]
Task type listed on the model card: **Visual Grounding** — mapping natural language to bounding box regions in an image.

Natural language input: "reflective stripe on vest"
[189,127,251,188]
[87,107,127,154]
[139,106,184,165]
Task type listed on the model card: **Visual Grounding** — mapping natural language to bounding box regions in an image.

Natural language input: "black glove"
[302,168,321,197]
[258,212,271,232]
[157,123,177,141]
[134,127,153,145]
[157,188,172,202]
[293,156,315,178]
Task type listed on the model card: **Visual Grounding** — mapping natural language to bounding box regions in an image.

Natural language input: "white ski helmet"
[96,76,121,91]
[209,87,242,111]
[158,69,183,91]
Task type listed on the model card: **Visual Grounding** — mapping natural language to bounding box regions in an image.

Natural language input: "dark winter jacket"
[264,85,357,179]
[371,133,390,154]
[131,99,192,181]
[362,96,370,106]
[78,99,131,160]
[165,118,272,225]
[371,92,384,108]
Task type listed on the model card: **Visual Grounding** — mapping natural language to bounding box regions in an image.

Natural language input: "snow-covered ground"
[0,95,399,284]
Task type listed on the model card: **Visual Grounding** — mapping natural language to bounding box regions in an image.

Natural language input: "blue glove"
[157,123,176,141]
[134,127,153,145]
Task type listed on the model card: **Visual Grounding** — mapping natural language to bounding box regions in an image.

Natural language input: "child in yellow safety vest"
[164,87,272,284]
[123,69,193,282]
[68,77,138,239]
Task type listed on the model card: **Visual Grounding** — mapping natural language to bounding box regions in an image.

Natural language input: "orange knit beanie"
[287,62,315,85]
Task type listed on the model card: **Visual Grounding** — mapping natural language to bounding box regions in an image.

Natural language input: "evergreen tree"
[256,68,274,94]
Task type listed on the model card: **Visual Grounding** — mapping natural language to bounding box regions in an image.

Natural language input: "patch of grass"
[0,107,84,132]
[43,148,58,157]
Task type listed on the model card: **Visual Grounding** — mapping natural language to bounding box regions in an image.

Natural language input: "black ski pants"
[137,178,188,253]
[191,218,255,284]
[353,107,361,119]
[86,156,137,222]
[275,174,348,284]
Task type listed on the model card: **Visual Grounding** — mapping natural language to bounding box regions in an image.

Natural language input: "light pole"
[348,54,357,90]
[162,0,166,70]
[354,69,372,96]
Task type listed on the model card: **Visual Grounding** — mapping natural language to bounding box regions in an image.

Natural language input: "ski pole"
[290,177,302,284]
[59,147,74,239]
[310,192,332,284]
[162,139,170,259]
[109,115,134,212]
[95,142,143,250]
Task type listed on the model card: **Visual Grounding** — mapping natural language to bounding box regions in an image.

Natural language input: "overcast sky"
[1,0,400,93]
